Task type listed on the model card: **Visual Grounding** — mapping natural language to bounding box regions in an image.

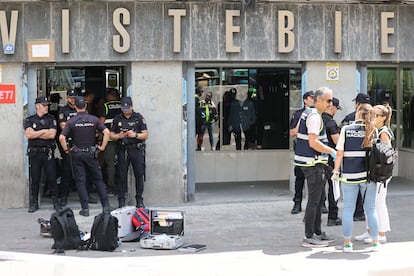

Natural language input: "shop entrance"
[32,65,126,201]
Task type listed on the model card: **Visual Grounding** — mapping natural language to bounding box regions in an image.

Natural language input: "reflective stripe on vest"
[294,108,329,166]
[341,121,367,183]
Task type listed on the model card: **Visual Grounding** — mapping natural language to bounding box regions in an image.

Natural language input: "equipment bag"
[131,208,150,240]
[89,213,119,251]
[367,129,396,184]
[50,208,82,252]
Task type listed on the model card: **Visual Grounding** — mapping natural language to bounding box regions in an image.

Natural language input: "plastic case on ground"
[140,210,184,250]
[110,206,136,238]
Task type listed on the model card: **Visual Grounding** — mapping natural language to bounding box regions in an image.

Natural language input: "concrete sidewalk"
[0,177,414,275]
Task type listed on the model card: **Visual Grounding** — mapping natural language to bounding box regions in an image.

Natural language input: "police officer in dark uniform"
[59,96,112,216]
[289,90,314,214]
[24,97,59,212]
[110,97,148,208]
[99,88,122,194]
[57,89,78,205]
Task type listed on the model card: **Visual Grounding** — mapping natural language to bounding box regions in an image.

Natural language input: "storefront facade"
[0,1,413,208]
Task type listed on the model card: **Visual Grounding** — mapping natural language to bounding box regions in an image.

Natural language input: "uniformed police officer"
[24,97,59,212]
[59,96,112,216]
[57,89,78,205]
[110,97,148,208]
[99,88,122,194]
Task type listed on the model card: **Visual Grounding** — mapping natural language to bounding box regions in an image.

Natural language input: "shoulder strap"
[55,213,68,241]
[102,214,110,236]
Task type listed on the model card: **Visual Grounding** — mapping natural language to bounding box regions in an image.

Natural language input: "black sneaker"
[327,217,342,226]
[79,209,90,217]
[136,198,145,208]
[353,215,366,221]
[321,206,328,214]
[291,203,302,214]
[302,237,329,248]
[315,232,335,243]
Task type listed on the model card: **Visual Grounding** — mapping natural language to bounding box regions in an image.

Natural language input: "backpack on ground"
[131,207,150,240]
[89,213,119,251]
[367,129,396,184]
[50,208,82,252]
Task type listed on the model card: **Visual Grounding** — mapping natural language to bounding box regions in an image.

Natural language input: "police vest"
[294,108,329,166]
[103,101,122,128]
[340,121,367,183]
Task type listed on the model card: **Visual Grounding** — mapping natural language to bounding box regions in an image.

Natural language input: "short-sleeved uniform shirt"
[111,112,147,145]
[58,105,77,125]
[24,114,57,147]
[322,112,340,148]
[61,112,106,148]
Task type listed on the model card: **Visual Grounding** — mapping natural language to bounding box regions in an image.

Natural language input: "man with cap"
[110,97,148,208]
[57,89,78,206]
[59,96,112,216]
[24,96,59,212]
[289,90,314,214]
[99,88,122,195]
[340,92,371,221]
[195,86,205,151]
[322,97,343,226]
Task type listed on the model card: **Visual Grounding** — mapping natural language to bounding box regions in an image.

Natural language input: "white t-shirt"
[307,112,322,135]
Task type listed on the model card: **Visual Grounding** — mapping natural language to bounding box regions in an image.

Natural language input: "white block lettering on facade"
[226,10,241,53]
[113,7,131,53]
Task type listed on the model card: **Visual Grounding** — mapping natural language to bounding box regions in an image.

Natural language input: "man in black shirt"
[322,97,342,226]
[289,91,314,214]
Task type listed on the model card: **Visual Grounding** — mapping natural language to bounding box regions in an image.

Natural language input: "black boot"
[59,196,67,207]
[118,198,125,208]
[291,201,302,214]
[52,197,60,211]
[136,198,145,208]
[28,196,39,213]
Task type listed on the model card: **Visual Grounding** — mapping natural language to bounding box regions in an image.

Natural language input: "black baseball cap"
[74,96,86,109]
[353,93,371,104]
[332,97,342,110]
[303,90,314,100]
[121,96,133,111]
[67,89,78,97]
[35,96,49,105]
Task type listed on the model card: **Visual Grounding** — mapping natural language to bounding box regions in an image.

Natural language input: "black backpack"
[89,213,119,251]
[367,129,395,184]
[50,208,82,252]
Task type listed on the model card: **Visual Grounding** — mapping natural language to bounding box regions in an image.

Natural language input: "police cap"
[74,96,86,109]
[121,96,133,111]
[353,93,371,104]
[66,89,78,98]
[303,90,314,100]
[35,96,49,105]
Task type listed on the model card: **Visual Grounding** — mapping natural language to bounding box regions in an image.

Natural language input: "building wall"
[131,61,186,205]
[0,63,25,208]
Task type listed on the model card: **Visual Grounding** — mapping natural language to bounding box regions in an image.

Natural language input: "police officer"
[57,89,78,205]
[289,90,314,214]
[24,97,59,212]
[59,96,112,216]
[110,97,148,208]
[99,88,122,194]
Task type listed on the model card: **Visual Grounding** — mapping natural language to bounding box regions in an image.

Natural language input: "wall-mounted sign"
[326,62,339,82]
[0,84,15,104]
[27,40,54,62]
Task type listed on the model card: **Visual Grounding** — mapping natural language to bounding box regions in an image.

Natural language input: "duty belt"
[27,145,53,153]
[122,143,145,150]
[73,145,97,152]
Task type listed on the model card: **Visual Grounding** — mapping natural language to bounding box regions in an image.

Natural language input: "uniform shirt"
[322,112,340,148]
[289,108,305,130]
[24,114,57,147]
[340,111,356,128]
[111,112,147,145]
[100,100,122,128]
[61,112,106,147]
[58,104,77,125]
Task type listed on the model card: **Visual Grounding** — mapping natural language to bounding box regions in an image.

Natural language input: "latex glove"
[329,150,337,161]
[331,170,340,181]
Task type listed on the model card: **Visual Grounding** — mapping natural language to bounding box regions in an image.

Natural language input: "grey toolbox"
[110,206,136,238]
[140,210,184,249]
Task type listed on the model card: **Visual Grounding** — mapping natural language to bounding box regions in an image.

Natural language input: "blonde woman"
[332,103,380,252]
[355,104,394,244]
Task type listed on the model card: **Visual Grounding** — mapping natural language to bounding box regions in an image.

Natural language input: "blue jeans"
[342,182,378,240]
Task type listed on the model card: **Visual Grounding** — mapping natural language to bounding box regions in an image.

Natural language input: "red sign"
[0,84,16,104]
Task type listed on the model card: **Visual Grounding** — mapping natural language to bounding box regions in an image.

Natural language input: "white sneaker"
[355,232,370,241]
[364,235,387,244]
[371,242,381,252]
[343,242,353,253]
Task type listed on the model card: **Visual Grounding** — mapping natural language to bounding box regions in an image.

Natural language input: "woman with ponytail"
[355,103,394,244]
[332,103,380,252]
